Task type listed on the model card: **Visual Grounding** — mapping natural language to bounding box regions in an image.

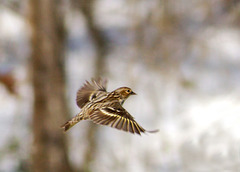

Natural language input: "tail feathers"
[61,114,84,132]
[61,121,72,132]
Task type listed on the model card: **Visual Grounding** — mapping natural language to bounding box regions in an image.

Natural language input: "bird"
[61,78,158,135]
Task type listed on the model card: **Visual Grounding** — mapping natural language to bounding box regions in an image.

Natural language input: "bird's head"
[114,87,136,100]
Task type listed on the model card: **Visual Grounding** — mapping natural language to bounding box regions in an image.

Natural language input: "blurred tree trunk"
[73,0,107,171]
[79,0,107,76]
[29,0,72,172]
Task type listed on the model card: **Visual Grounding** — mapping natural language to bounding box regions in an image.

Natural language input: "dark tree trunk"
[29,0,72,171]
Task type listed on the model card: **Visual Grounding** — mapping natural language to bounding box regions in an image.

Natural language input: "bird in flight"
[61,78,158,135]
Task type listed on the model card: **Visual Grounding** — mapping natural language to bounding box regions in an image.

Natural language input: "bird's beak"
[131,91,137,95]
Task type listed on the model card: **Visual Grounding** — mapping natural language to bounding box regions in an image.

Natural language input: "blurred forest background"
[1,0,240,172]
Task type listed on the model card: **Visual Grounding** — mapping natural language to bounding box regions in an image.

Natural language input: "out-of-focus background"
[1,0,240,172]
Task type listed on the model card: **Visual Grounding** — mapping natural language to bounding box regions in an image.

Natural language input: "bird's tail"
[61,113,84,132]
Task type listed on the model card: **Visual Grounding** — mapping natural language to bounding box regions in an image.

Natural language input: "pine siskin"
[61,78,158,135]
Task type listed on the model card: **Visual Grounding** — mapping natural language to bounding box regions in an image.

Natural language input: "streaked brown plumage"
[61,78,158,135]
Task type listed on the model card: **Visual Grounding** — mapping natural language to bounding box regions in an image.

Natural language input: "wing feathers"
[116,117,124,129]
[89,104,152,135]
[128,121,134,133]
[121,118,127,131]
[111,117,120,128]
[64,78,158,135]
[132,121,140,135]
[76,78,107,108]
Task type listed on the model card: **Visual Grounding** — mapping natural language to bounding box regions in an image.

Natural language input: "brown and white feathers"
[61,78,158,135]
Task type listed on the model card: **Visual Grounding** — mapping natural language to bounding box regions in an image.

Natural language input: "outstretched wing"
[89,102,157,135]
[76,78,107,108]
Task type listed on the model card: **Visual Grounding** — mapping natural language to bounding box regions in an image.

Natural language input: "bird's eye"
[126,89,131,93]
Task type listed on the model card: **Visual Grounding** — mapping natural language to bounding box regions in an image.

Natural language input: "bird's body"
[61,78,158,135]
